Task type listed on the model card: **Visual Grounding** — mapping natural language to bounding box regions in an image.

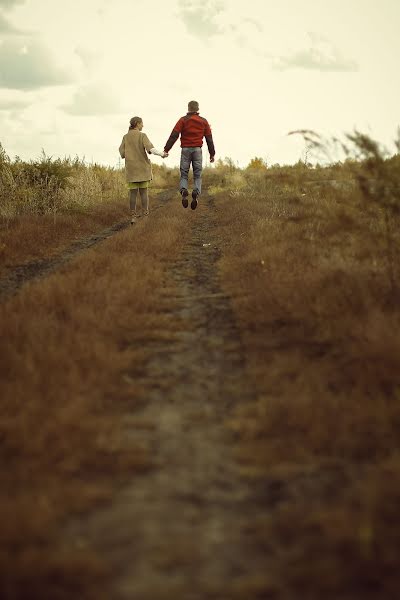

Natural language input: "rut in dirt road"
[65,193,267,599]
[0,221,130,301]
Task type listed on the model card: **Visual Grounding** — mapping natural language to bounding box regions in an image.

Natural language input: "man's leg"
[179,148,190,191]
[192,147,203,195]
[191,148,203,209]
[179,148,190,207]
[139,187,149,215]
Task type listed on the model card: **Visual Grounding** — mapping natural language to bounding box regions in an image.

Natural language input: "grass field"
[213,180,400,598]
[1,135,400,598]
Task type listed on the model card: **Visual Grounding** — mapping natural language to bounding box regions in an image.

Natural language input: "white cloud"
[0,38,73,90]
[272,32,358,72]
[0,97,30,110]
[177,0,224,39]
[0,0,25,9]
[0,12,17,31]
[62,82,122,116]
[74,45,100,72]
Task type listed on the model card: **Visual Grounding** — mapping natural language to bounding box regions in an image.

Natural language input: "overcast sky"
[0,0,399,168]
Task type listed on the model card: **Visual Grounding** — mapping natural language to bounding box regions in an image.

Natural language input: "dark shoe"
[191,189,199,210]
[180,188,189,208]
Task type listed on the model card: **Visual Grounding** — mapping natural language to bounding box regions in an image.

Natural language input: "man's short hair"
[188,100,199,112]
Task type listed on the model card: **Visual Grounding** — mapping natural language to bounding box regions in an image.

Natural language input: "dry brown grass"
[0,201,189,598]
[0,146,176,275]
[214,174,400,598]
[0,199,128,275]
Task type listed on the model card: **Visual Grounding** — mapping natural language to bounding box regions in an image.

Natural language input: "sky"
[0,0,399,168]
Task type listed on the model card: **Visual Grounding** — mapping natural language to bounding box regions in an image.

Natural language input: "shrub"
[246,156,267,170]
[0,145,134,221]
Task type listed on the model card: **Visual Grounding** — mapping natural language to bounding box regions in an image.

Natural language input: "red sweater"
[164,112,215,156]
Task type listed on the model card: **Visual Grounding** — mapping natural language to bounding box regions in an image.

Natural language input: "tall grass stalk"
[287,130,400,304]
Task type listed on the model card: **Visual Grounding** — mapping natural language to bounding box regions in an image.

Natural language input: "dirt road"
[55,193,272,599]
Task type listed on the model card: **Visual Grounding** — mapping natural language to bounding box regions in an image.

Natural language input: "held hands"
[162,151,169,158]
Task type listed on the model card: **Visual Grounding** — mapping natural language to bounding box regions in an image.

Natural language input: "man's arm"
[164,118,184,152]
[204,120,215,160]
[205,134,215,159]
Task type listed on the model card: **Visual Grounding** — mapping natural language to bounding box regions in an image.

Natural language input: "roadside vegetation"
[0,144,176,272]
[212,131,400,598]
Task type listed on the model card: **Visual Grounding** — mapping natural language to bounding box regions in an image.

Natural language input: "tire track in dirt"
[0,191,172,301]
[64,193,269,599]
[0,220,130,301]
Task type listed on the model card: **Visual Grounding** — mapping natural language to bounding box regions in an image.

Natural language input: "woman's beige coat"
[119,129,154,182]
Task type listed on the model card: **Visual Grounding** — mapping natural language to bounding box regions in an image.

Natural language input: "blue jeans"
[180,147,203,194]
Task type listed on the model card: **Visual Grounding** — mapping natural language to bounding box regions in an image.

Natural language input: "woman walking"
[119,117,167,224]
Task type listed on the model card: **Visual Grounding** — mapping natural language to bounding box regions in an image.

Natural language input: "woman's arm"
[119,138,125,158]
[148,147,167,157]
[142,133,167,158]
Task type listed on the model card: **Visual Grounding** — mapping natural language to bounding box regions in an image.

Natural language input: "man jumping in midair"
[164,100,215,210]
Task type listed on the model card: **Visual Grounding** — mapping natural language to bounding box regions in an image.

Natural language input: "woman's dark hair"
[129,116,142,129]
